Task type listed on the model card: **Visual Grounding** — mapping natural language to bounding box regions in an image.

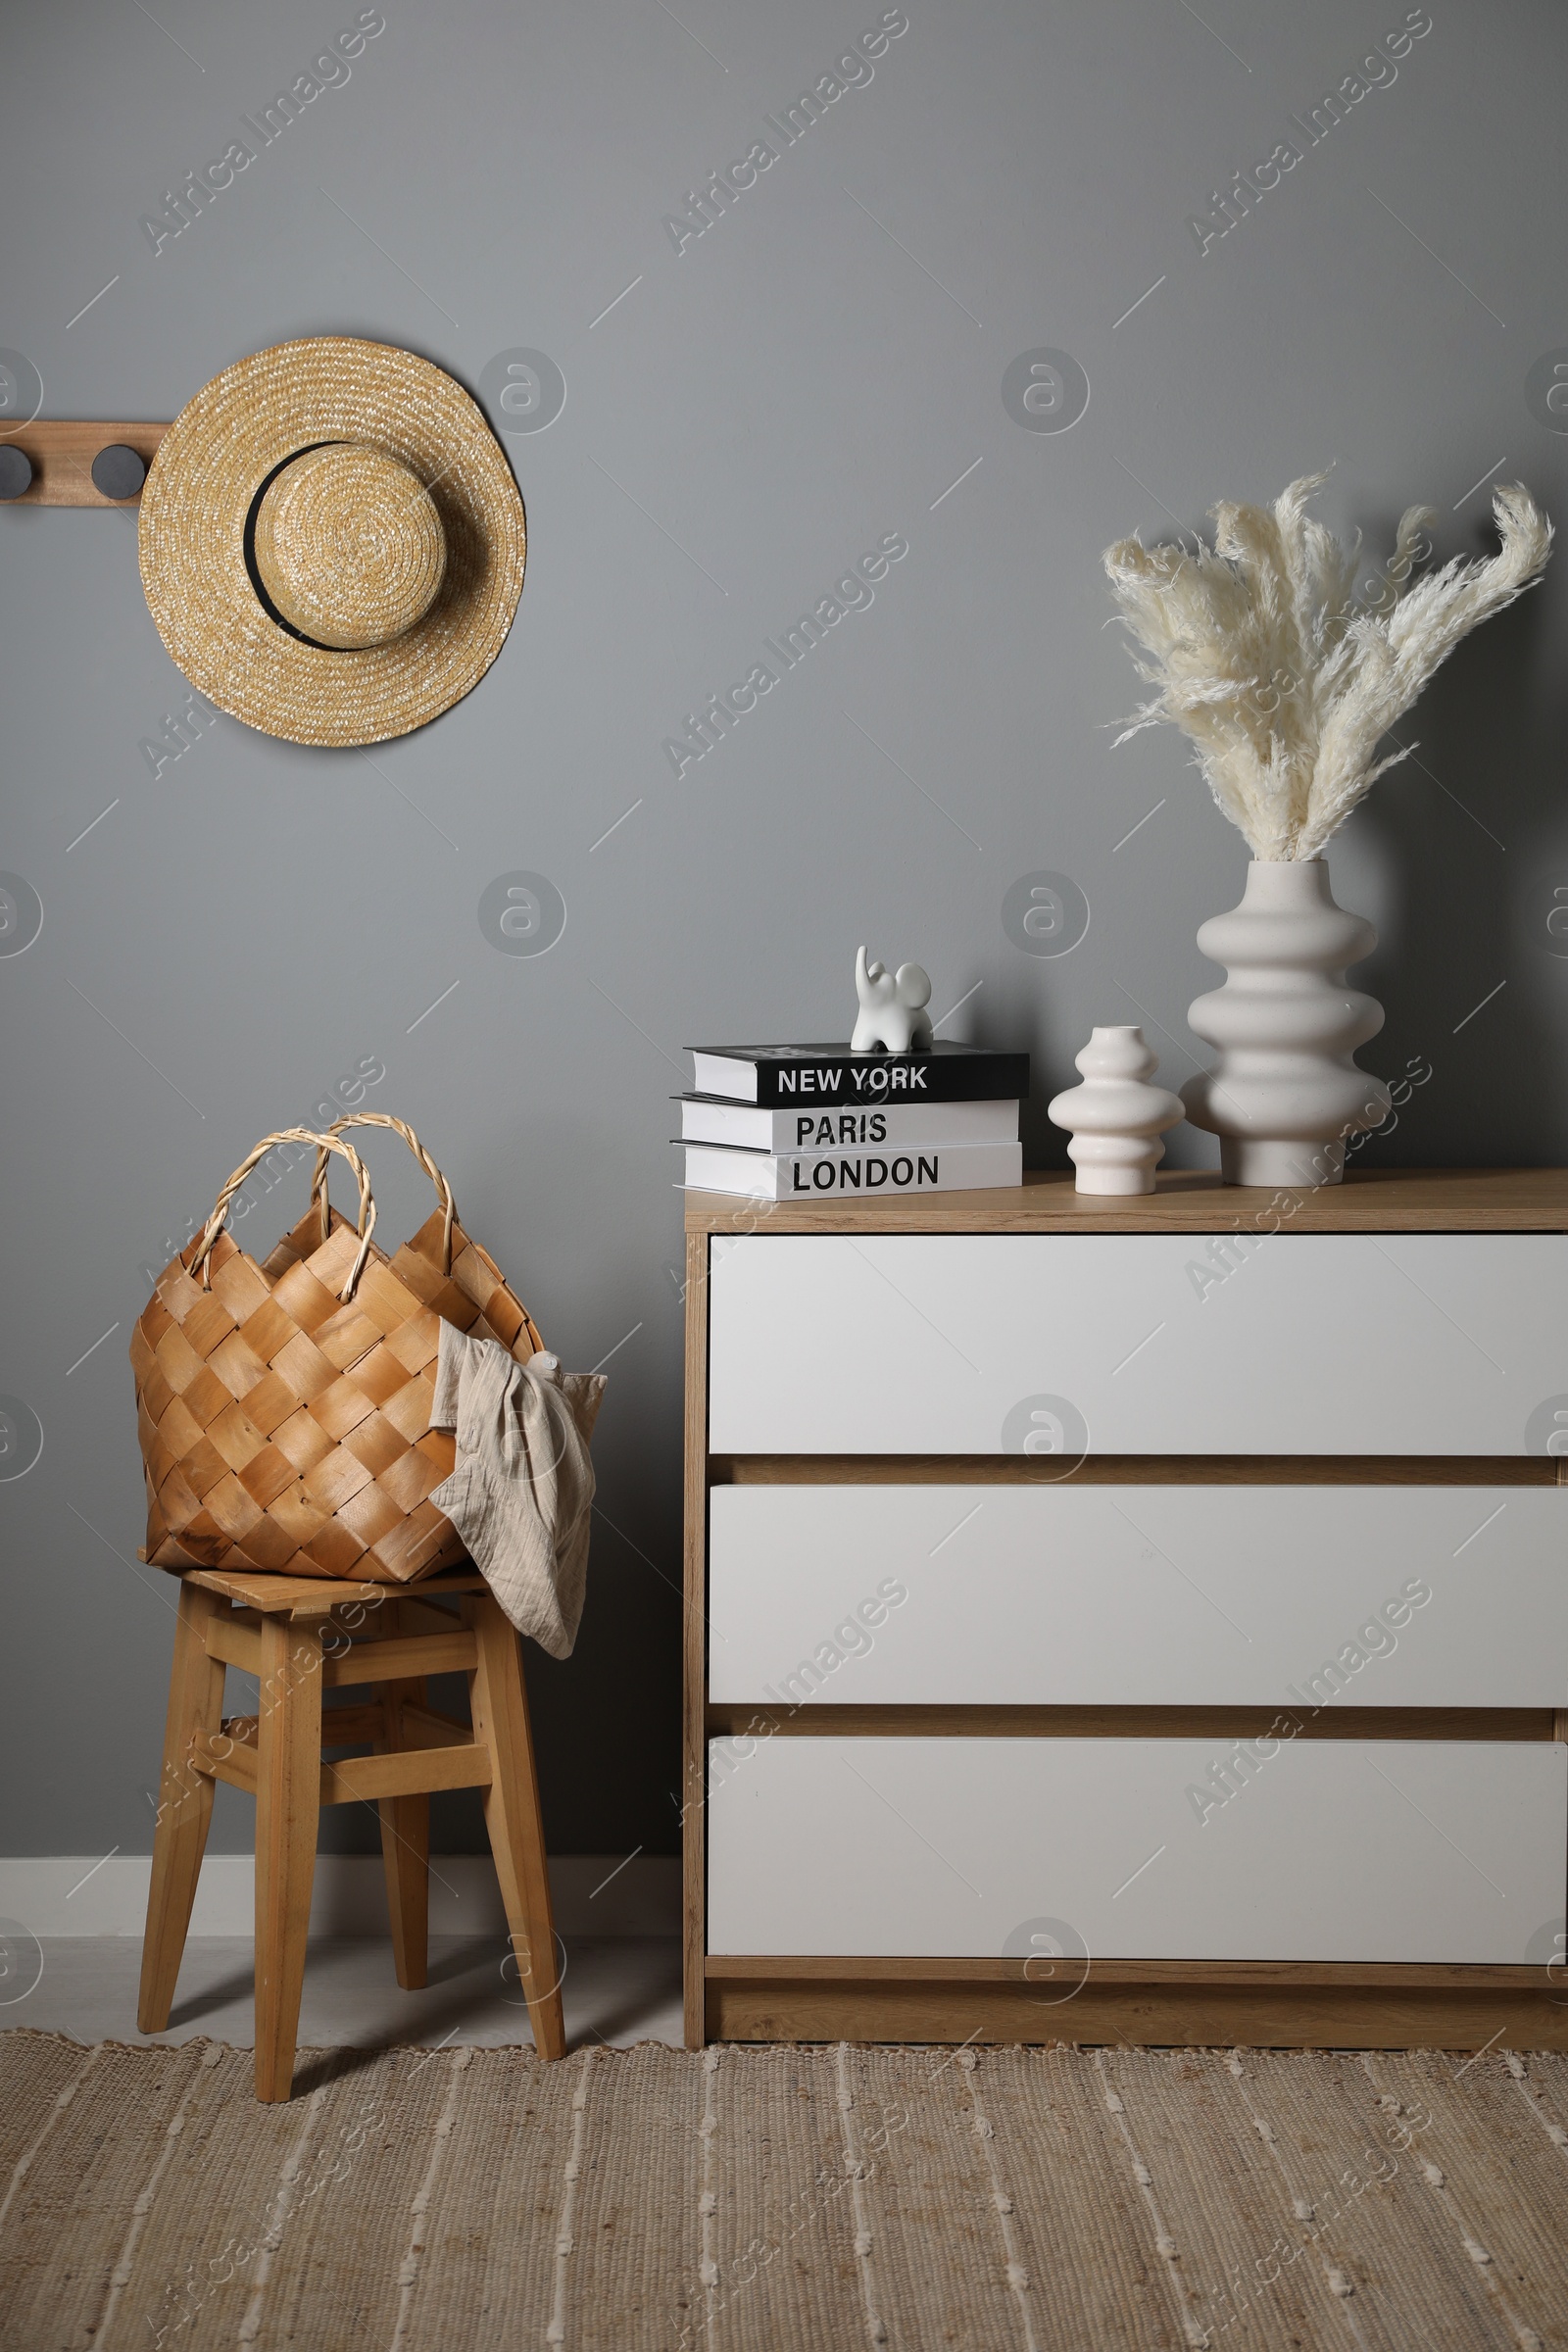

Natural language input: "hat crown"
[252,442,446,650]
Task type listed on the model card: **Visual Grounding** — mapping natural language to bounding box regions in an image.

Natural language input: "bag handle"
[189,1129,376,1299]
[310,1112,457,1275]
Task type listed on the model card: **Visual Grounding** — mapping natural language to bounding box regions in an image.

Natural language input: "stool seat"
[137,1567,565,2098]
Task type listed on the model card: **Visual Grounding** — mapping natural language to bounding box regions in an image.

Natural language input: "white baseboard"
[0,1854,679,1939]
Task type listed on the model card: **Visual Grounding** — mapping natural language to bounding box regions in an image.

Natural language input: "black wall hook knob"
[0,446,33,500]
[91,443,147,500]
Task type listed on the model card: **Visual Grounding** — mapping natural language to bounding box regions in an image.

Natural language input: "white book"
[677,1095,1018,1152]
[681,1139,1024,1200]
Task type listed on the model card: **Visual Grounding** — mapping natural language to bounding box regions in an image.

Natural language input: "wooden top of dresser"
[683,1166,1568,1237]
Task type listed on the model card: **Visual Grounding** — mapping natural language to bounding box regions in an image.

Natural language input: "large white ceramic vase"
[1181,860,1391,1188]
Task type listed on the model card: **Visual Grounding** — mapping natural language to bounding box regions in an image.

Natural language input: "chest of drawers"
[682,1169,1568,2050]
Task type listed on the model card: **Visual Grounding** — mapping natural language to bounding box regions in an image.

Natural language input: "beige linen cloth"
[428,1321,607,1658]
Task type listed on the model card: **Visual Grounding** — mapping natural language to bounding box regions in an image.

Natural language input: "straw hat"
[138,337,526,747]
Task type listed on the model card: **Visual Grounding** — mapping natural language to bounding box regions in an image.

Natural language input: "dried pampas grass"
[1103,473,1552,859]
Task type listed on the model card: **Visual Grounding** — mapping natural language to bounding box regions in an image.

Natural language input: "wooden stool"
[137,1566,565,2099]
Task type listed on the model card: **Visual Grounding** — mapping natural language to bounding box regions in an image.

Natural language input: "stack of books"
[676,1041,1029,1199]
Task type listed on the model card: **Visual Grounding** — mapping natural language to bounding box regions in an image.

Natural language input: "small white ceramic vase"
[1181,859,1391,1189]
[1048,1026,1184,1195]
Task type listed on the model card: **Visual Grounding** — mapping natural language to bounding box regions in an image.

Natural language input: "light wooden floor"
[11,1935,683,2051]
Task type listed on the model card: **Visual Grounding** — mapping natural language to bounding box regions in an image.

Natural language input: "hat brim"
[138,337,525,748]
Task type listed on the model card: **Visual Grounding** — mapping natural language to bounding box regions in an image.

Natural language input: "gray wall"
[3,0,1565,1859]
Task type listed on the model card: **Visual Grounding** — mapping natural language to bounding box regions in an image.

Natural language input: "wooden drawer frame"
[682,1169,1568,2051]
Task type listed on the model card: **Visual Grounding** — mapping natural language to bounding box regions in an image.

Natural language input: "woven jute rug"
[3,2033,1566,2350]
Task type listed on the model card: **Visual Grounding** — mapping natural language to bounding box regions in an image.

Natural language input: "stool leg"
[138,1582,225,2034]
[466,1593,565,2060]
[254,1615,322,2102]
[377,1669,429,1990]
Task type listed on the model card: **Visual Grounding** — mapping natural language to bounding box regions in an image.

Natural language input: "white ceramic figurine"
[852,946,934,1054]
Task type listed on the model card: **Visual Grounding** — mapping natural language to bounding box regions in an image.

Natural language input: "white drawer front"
[707,1736,1566,1962]
[708,1485,1568,1708]
[707,1232,1566,1454]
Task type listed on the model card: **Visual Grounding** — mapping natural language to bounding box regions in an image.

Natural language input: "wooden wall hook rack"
[0,421,170,507]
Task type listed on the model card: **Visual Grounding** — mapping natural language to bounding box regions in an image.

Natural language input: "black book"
[688,1040,1029,1108]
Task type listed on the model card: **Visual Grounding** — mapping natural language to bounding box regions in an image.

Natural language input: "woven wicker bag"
[131,1117,545,1583]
